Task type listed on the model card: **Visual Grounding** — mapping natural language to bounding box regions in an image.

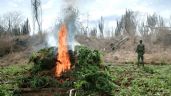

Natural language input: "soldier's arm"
[136,45,138,53]
[143,45,145,53]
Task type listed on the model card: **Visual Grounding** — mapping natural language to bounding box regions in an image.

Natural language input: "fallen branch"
[10,88,69,93]
[112,36,129,51]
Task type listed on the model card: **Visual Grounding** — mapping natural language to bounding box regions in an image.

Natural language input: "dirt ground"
[104,49,171,64]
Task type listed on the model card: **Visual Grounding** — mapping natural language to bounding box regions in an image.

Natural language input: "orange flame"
[55,24,71,77]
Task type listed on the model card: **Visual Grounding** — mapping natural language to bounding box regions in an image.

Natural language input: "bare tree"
[31,0,42,34]
[115,10,137,39]
[147,14,158,28]
[0,17,5,36]
[123,10,137,37]
[158,16,165,27]
[115,20,123,37]
[78,22,86,35]
[169,16,171,27]
[98,16,104,38]
[90,27,97,37]
[22,18,30,35]
[139,22,150,41]
[146,14,166,43]
[3,11,23,35]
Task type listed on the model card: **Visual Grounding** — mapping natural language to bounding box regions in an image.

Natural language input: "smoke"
[62,0,78,7]
[62,0,78,51]
[46,0,79,50]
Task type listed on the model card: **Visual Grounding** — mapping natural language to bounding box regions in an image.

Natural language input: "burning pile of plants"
[16,46,116,96]
[15,6,116,95]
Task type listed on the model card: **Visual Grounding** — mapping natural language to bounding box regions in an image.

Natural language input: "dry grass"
[0,36,15,56]
[0,51,29,66]
[0,35,31,66]
[104,43,171,64]
[0,35,31,54]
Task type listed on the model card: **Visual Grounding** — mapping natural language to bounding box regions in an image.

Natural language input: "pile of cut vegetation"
[15,46,116,96]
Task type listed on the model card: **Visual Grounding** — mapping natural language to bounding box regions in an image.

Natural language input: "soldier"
[136,40,145,66]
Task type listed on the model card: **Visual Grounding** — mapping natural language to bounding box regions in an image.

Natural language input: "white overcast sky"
[0,0,171,30]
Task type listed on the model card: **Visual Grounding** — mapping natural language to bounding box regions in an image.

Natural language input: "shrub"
[18,76,60,88]
[29,47,56,74]
[84,71,116,95]
[72,46,103,78]
[77,46,102,67]
[72,46,115,95]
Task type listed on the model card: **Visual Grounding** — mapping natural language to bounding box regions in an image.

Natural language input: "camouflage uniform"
[136,40,145,66]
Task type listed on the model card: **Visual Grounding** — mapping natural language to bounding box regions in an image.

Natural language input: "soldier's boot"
[137,61,140,67]
[137,56,140,67]
[142,56,144,67]
[142,61,144,67]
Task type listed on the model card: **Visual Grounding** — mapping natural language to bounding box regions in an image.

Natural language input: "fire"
[55,24,71,77]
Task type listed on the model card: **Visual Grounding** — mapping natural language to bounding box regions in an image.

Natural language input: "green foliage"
[29,47,56,74]
[18,76,60,88]
[143,66,155,74]
[130,77,171,95]
[0,64,33,96]
[110,64,171,95]
[0,64,32,76]
[30,76,50,88]
[71,46,115,95]
[0,85,13,96]
[77,46,101,67]
[84,71,116,94]
[74,80,87,89]
[60,80,73,88]
[73,46,103,78]
[30,63,42,74]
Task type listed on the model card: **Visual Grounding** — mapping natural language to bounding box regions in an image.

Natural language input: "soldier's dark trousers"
[138,55,144,66]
